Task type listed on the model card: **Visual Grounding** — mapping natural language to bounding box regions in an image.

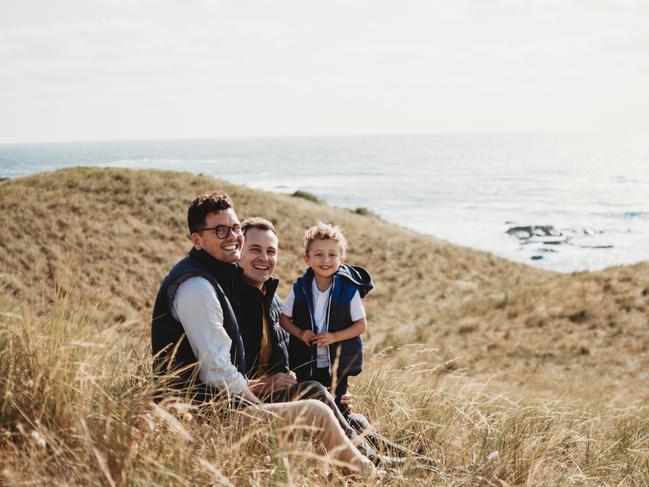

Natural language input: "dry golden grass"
[1,167,648,485]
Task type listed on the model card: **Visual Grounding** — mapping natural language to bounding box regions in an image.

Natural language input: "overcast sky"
[1,0,648,143]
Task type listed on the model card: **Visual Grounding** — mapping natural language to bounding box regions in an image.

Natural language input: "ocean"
[1,133,648,273]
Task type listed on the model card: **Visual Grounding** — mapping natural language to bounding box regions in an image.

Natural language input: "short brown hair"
[187,191,233,234]
[241,217,277,236]
[303,222,347,255]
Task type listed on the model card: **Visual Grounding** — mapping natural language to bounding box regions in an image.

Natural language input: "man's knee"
[296,380,330,401]
[348,412,372,434]
[300,399,336,424]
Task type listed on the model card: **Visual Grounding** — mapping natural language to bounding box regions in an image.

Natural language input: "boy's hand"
[313,332,337,346]
[299,329,316,346]
[340,391,353,411]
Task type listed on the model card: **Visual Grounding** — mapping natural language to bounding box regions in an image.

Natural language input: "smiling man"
[236,218,348,405]
[235,217,291,382]
[236,218,384,453]
[151,192,374,476]
[152,191,254,403]
[236,217,419,467]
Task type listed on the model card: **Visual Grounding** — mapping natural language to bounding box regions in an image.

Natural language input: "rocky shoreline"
[506,224,614,262]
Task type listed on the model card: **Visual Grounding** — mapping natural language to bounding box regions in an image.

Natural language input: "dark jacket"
[288,264,373,381]
[151,248,246,403]
[231,277,290,378]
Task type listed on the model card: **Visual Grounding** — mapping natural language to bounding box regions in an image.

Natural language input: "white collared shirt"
[171,276,248,394]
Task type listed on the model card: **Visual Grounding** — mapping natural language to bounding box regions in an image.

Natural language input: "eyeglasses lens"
[215,225,242,239]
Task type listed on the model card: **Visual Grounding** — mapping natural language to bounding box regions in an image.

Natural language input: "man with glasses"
[151,191,374,476]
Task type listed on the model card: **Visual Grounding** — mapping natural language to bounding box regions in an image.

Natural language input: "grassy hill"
[1,168,648,485]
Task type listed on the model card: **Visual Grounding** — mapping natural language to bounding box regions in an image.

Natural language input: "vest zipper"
[325,276,334,375]
[301,279,316,333]
[301,279,317,378]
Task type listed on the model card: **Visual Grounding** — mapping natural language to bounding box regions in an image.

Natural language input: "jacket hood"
[298,264,373,298]
[336,264,374,297]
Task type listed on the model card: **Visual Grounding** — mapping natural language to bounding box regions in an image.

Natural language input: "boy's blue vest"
[288,264,373,381]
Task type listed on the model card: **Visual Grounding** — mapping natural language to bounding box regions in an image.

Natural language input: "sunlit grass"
[1,167,649,484]
[2,297,648,485]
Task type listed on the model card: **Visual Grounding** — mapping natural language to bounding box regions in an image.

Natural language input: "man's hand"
[249,373,296,396]
[313,332,338,346]
[299,329,316,346]
[265,372,297,391]
[240,386,262,405]
[247,378,265,396]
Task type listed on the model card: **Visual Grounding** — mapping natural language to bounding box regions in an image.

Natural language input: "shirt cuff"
[225,373,248,395]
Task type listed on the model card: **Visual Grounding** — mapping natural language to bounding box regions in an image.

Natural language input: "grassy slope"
[1,168,648,485]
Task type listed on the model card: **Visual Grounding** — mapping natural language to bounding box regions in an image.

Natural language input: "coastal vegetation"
[1,168,648,485]
[291,189,321,203]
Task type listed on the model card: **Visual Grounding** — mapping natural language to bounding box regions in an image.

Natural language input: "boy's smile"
[305,238,345,287]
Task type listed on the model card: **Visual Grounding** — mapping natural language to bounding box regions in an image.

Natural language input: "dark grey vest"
[151,248,246,402]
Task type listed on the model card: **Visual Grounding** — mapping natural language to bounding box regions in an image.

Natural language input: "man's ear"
[191,232,203,250]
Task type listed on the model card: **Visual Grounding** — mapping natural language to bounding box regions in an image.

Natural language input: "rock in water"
[506,225,560,239]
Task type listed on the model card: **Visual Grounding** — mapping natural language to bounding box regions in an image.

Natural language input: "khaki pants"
[240,399,372,475]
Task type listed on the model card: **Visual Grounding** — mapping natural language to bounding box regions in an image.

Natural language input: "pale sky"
[1,0,648,143]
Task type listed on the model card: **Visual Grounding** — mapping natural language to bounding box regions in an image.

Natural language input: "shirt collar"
[311,278,332,296]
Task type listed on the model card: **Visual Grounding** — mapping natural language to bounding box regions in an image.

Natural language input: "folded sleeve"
[349,290,366,322]
[172,276,248,394]
[282,289,296,317]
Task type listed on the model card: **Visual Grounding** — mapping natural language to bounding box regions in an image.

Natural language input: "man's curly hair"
[187,191,233,234]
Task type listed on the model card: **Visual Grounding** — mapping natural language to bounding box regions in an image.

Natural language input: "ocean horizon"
[2,132,648,273]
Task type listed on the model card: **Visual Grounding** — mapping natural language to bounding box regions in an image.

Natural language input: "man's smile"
[239,226,279,289]
[222,242,240,251]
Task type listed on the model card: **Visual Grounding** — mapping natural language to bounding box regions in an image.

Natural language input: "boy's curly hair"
[303,222,347,255]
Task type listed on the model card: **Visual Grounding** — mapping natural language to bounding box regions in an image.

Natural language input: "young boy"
[279,222,373,417]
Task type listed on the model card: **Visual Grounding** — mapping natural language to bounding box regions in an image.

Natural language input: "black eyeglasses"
[201,224,243,239]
